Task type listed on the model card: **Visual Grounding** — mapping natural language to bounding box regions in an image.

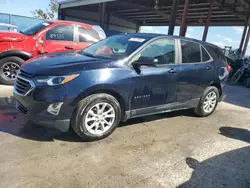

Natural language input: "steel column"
[239,17,249,52]
[168,0,180,35]
[179,0,189,36]
[202,0,214,41]
[136,25,140,33]
[99,3,106,29]
[242,26,250,57]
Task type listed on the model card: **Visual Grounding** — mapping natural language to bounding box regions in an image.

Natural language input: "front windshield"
[82,35,151,60]
[21,21,52,36]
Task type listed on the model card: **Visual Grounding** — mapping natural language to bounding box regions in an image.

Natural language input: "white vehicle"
[0,23,17,32]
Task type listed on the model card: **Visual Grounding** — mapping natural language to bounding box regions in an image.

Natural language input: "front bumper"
[14,92,74,132]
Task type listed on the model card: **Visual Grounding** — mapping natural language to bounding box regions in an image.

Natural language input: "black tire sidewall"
[0,56,24,85]
[196,86,219,117]
[72,94,121,141]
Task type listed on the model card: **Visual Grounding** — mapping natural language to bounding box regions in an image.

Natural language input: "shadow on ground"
[178,127,250,188]
[0,96,196,142]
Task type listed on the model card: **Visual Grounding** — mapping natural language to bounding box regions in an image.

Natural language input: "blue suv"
[13,34,230,141]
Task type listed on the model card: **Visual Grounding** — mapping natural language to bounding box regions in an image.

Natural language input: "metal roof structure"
[59,0,250,55]
[60,0,250,26]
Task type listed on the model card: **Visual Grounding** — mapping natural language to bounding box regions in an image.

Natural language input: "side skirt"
[124,98,200,121]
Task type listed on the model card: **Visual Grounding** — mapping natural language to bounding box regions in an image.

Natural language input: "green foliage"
[32,0,58,20]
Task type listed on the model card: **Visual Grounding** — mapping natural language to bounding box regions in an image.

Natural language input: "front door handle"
[206,66,212,70]
[169,68,177,74]
[65,46,74,50]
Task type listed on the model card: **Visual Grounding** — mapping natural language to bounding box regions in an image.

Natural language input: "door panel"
[176,40,216,102]
[128,38,180,112]
[177,62,216,102]
[130,65,179,110]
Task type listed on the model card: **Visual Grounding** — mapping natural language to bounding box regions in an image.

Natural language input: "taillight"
[226,64,231,73]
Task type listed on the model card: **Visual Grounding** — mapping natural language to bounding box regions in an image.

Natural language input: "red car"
[0,20,105,85]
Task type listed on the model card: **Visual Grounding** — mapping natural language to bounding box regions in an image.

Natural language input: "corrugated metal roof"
[60,0,116,8]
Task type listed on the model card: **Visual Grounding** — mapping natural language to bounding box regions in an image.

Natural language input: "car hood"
[0,31,27,42]
[21,51,115,76]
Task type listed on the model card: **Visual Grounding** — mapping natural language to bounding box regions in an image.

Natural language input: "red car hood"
[0,31,27,42]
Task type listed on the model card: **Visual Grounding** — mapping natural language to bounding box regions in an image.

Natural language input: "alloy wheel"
[84,102,116,135]
[203,91,217,113]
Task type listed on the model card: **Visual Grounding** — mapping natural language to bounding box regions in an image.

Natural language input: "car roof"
[50,20,94,29]
[120,33,216,47]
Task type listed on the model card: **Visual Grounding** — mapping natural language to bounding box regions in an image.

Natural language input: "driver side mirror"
[132,56,158,67]
[131,56,157,74]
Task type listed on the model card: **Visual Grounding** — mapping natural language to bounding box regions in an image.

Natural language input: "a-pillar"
[179,0,189,36]
[168,0,180,35]
[202,0,214,41]
[242,26,250,57]
[239,17,249,52]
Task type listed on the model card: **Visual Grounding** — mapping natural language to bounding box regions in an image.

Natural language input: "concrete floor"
[0,85,250,188]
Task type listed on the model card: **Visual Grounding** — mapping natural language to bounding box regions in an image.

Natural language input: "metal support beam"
[168,0,180,35]
[202,0,214,41]
[242,26,250,57]
[98,3,106,29]
[179,0,189,36]
[136,25,140,33]
[239,17,249,52]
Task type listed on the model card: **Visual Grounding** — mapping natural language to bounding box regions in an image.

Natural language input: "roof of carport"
[59,0,250,26]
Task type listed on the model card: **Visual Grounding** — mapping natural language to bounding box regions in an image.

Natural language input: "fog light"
[47,102,63,115]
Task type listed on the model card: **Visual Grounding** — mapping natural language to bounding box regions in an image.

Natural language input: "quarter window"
[202,47,211,62]
[181,40,201,63]
[138,38,175,65]
[46,25,74,41]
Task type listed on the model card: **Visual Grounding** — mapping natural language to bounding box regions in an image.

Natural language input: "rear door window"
[181,40,201,63]
[78,27,100,43]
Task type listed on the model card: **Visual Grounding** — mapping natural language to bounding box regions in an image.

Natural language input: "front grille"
[19,70,33,78]
[16,102,28,114]
[14,76,33,96]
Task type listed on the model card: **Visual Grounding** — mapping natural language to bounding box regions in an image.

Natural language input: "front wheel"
[0,56,24,85]
[71,93,122,141]
[194,86,219,117]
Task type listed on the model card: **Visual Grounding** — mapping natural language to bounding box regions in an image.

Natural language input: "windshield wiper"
[82,52,97,58]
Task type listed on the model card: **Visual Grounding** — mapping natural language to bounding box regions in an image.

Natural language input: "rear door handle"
[206,66,212,70]
[65,46,74,50]
[169,68,177,74]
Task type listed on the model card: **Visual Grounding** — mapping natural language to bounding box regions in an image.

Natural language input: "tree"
[32,0,58,20]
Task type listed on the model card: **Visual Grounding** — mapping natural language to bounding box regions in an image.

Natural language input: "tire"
[0,56,24,85]
[194,86,219,117]
[71,93,122,141]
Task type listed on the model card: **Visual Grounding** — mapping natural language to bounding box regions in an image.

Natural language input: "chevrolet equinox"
[14,34,230,141]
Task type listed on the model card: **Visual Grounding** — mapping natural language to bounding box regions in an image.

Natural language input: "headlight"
[37,74,79,86]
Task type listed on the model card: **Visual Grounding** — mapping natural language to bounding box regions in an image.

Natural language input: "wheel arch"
[72,87,127,122]
[0,50,32,61]
[209,82,222,97]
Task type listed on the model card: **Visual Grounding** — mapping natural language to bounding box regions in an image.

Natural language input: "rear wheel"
[0,56,24,85]
[194,86,219,117]
[71,93,121,141]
